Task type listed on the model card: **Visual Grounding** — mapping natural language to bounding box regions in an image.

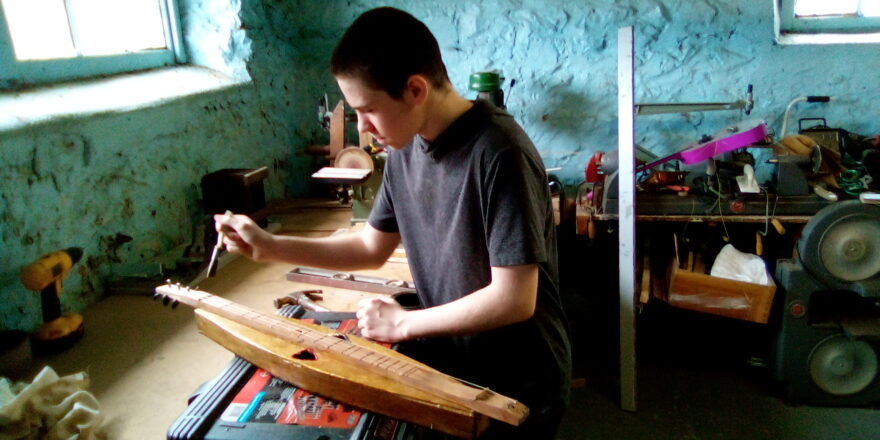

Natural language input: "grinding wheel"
[809,335,879,396]
[799,200,880,290]
[335,147,374,170]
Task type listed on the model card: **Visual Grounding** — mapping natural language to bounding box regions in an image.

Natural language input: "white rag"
[710,244,773,286]
[0,366,104,440]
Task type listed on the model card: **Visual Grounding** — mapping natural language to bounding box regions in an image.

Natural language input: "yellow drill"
[19,247,85,354]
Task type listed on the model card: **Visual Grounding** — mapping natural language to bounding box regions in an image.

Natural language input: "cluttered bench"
[592,27,880,412]
[574,190,880,409]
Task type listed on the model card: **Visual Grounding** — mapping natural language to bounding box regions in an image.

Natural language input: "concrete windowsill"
[0,65,247,133]
[775,31,880,45]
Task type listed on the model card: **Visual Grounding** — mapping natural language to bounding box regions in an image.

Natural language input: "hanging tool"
[19,247,85,354]
[207,210,233,278]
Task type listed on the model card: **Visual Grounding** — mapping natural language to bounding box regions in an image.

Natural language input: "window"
[0,0,186,88]
[774,0,880,44]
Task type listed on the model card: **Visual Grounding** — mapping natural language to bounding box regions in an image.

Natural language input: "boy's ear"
[404,74,430,105]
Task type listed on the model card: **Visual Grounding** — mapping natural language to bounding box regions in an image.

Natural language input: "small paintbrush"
[206,210,233,278]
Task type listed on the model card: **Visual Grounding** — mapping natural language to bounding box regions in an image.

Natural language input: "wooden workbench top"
[26,198,411,440]
[198,198,412,312]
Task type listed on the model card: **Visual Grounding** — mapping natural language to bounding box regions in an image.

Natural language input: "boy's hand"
[213,213,275,261]
[356,296,409,343]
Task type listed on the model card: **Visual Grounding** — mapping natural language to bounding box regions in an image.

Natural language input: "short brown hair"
[331,7,449,99]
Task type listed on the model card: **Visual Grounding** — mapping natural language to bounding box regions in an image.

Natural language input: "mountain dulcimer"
[153,283,528,439]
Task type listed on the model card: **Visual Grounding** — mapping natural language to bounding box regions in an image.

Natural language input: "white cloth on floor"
[0,366,104,440]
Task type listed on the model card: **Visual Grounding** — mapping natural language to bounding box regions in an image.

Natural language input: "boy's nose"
[357,117,373,134]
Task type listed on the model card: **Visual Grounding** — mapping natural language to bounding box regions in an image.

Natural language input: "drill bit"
[206,210,233,278]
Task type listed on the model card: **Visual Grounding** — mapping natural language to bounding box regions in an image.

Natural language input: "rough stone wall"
[0,85,293,330]
[2,0,878,331]
[0,0,297,331]
[181,0,252,82]
[280,0,879,181]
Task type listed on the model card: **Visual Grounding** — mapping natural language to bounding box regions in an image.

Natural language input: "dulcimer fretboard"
[154,284,528,426]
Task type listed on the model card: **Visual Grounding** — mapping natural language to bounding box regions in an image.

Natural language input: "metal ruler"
[286,267,417,296]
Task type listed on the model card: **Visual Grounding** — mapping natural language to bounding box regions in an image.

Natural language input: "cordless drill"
[19,247,85,354]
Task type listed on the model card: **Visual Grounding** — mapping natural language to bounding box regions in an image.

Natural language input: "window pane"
[794,0,859,17]
[68,0,167,56]
[1,0,76,60]
[862,0,880,17]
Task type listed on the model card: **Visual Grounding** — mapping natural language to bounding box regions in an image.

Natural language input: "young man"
[215,7,571,439]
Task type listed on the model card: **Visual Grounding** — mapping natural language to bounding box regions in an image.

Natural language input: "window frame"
[774,0,880,44]
[0,0,186,88]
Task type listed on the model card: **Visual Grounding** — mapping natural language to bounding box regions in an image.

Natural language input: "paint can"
[469,71,506,108]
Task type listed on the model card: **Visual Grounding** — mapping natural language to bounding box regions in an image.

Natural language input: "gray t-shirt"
[368,100,571,410]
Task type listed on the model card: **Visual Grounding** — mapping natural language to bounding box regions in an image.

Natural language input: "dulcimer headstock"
[153,282,211,309]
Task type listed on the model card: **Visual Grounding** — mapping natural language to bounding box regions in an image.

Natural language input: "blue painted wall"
[1,0,878,331]
[286,0,879,174]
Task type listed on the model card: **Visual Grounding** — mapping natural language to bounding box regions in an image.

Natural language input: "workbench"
[25,199,411,439]
[574,181,828,412]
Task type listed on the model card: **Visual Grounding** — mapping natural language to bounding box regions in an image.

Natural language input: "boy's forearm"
[263,228,397,271]
[401,265,538,339]
[268,234,381,270]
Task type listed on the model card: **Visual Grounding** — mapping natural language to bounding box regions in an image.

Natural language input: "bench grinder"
[774,200,880,406]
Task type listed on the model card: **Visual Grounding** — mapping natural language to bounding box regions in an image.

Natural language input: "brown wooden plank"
[329,100,345,162]
[692,255,706,275]
[639,253,651,304]
[667,257,776,324]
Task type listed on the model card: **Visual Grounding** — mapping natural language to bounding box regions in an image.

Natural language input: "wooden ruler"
[154,283,528,427]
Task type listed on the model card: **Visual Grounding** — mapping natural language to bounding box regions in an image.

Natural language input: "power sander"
[19,247,85,354]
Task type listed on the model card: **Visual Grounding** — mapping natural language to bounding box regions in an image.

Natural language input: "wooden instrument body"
[154,284,527,438]
[196,310,488,438]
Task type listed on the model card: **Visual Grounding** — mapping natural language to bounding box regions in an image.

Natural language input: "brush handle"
[214,210,234,250]
[207,210,234,277]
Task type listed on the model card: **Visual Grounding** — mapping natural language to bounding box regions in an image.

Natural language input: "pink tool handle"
[636,122,768,172]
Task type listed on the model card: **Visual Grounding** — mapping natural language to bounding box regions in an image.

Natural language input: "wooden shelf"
[592,213,813,223]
